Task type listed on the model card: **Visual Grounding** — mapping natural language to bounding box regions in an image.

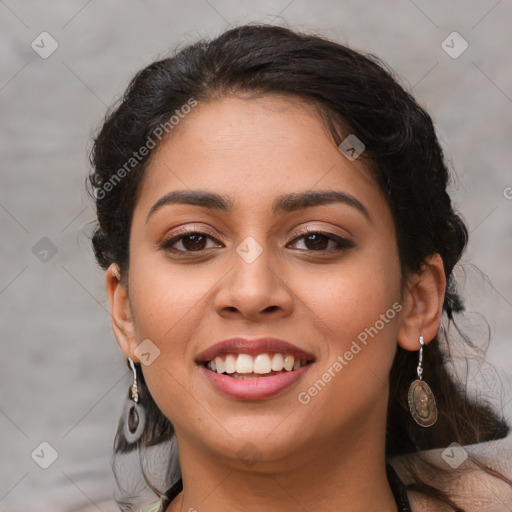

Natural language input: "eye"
[160,228,355,254]
[287,229,355,252]
[160,230,223,253]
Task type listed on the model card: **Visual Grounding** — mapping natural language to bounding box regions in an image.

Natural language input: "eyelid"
[159,225,223,249]
[287,226,355,249]
[289,224,351,239]
[161,224,220,240]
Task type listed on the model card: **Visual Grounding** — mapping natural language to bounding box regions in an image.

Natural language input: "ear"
[397,253,446,350]
[105,263,140,363]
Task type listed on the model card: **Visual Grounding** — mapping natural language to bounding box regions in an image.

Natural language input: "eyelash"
[160,227,355,254]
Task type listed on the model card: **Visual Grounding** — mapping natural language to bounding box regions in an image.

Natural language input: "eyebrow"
[146,189,372,224]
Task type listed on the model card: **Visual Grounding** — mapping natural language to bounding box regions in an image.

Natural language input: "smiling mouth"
[204,353,314,379]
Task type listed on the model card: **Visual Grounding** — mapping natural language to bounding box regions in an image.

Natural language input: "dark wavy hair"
[87,23,510,511]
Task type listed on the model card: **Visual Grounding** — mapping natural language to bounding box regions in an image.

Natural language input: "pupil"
[306,234,327,250]
[184,234,206,250]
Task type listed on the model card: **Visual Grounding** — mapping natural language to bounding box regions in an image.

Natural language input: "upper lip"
[195,337,316,364]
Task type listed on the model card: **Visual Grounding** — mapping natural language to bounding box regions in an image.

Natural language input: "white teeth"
[207,353,310,375]
[214,356,225,374]
[224,354,236,374]
[283,355,295,371]
[235,354,254,374]
[253,354,272,374]
[271,353,284,371]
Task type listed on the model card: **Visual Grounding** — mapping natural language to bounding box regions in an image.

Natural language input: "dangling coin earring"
[408,336,438,427]
[123,357,146,443]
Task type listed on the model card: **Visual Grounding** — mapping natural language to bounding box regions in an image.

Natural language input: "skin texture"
[106,94,446,511]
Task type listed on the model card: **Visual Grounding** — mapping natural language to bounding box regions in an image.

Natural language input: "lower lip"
[199,364,313,400]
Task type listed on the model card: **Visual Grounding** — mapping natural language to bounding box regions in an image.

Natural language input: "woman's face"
[115,94,408,468]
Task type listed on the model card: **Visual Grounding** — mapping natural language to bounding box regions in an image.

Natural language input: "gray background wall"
[1,1,511,511]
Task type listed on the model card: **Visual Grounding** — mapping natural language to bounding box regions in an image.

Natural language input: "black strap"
[386,463,413,511]
[161,464,411,511]
[161,477,183,508]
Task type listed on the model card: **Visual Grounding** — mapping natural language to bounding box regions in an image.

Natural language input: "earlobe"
[397,253,447,351]
[105,263,139,362]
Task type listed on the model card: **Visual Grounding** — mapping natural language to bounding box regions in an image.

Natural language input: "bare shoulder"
[391,435,512,511]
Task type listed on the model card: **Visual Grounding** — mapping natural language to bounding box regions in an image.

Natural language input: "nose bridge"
[232,234,276,297]
[215,234,292,318]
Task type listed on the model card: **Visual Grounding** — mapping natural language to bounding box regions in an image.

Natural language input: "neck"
[167,425,398,512]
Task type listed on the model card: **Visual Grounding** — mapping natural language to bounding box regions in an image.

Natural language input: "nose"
[213,238,293,322]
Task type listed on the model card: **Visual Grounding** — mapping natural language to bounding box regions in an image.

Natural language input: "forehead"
[134,94,383,218]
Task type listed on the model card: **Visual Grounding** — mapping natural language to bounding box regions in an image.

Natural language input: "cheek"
[299,248,402,343]
[294,248,402,417]
[127,260,214,359]
[127,262,215,426]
